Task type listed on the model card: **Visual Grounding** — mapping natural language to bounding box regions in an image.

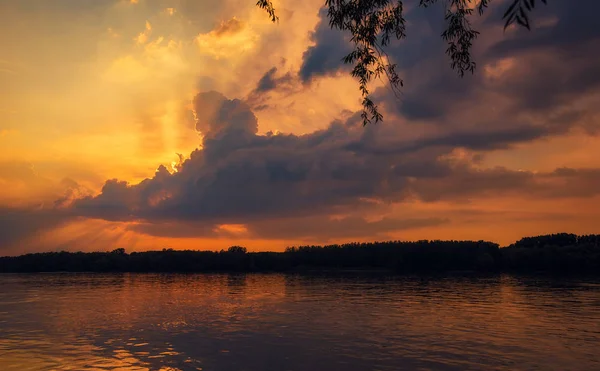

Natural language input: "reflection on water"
[1,273,599,371]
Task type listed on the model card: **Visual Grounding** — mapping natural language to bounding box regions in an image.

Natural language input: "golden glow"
[196,17,259,60]
[0,129,17,138]
[215,224,250,235]
[135,20,153,45]
[0,0,598,253]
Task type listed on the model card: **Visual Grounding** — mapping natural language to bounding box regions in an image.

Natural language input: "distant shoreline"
[1,270,597,279]
[2,233,599,275]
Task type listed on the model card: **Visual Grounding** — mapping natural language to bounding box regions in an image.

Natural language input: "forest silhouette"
[1,233,599,274]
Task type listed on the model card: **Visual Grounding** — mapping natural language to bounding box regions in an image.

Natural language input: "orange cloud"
[134,20,152,45]
[215,224,249,235]
[195,17,259,59]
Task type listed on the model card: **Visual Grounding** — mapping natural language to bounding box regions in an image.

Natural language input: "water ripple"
[0,273,599,371]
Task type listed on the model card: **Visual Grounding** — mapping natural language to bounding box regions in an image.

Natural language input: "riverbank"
[1,233,598,275]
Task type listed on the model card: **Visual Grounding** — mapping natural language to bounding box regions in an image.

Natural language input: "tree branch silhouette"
[258,0,548,126]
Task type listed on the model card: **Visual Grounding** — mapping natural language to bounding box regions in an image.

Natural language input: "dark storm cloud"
[256,67,279,92]
[412,166,600,202]
[299,9,353,82]
[373,1,600,149]
[300,0,600,138]
[414,126,547,151]
[486,0,600,52]
[71,92,600,227]
[74,91,407,222]
[482,0,600,136]
[343,123,549,157]
[297,3,482,122]
[249,67,294,100]
[298,4,446,83]
[484,0,600,114]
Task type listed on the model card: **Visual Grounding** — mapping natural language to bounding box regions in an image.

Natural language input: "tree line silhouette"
[1,233,599,274]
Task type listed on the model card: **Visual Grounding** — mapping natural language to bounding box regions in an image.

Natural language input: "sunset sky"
[1,0,599,255]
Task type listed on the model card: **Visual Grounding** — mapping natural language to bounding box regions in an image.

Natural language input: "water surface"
[1,273,599,370]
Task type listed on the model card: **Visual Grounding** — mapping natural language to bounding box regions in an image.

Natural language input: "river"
[1,273,599,370]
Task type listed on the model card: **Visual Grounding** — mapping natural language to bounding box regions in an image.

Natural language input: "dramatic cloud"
[69,91,600,229]
[484,0,600,115]
[300,1,600,136]
[299,8,352,82]
[74,91,398,223]
[2,0,600,253]
[252,67,294,95]
[2,88,600,251]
